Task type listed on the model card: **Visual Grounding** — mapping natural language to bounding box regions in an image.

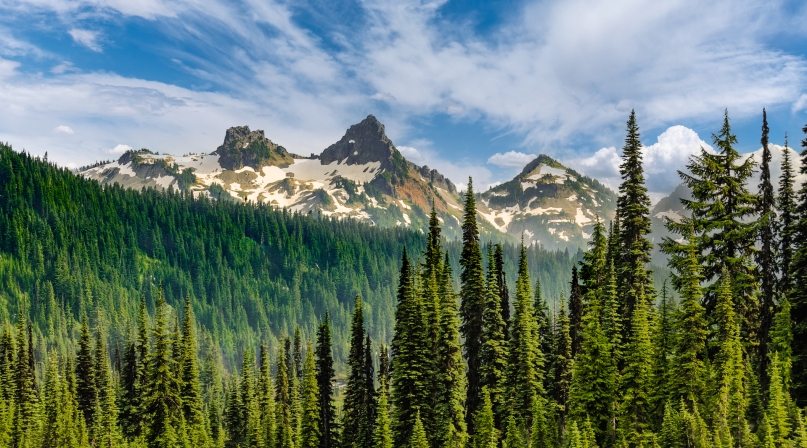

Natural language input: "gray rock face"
[213,125,291,170]
[319,115,408,175]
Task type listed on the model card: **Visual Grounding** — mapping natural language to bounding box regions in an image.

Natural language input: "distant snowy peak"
[476,155,618,251]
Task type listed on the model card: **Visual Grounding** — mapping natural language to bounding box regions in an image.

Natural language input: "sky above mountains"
[1,0,806,197]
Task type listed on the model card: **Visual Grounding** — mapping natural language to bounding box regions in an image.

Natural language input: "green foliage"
[301,346,321,448]
[472,387,499,448]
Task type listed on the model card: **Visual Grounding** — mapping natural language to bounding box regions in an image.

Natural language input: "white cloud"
[53,125,74,134]
[0,57,19,79]
[68,29,102,52]
[794,93,807,113]
[107,144,132,154]
[397,142,496,191]
[370,92,396,102]
[565,146,621,190]
[51,62,77,74]
[397,145,424,164]
[487,151,537,168]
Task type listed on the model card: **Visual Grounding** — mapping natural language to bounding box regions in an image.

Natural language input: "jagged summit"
[213,125,293,170]
[320,115,408,175]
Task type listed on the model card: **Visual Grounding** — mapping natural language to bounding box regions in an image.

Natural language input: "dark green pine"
[568,265,584,357]
[533,278,552,372]
[494,243,510,331]
[779,134,797,295]
[550,294,573,437]
[579,217,608,297]
[342,295,366,448]
[276,343,294,448]
[120,337,140,439]
[791,120,807,405]
[180,296,208,445]
[617,110,654,338]
[480,244,507,428]
[757,108,778,393]
[358,335,377,448]
[75,315,96,429]
[459,177,487,430]
[315,313,337,448]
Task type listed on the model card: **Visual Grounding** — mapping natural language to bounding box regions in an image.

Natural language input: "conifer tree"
[433,253,469,448]
[568,266,584,357]
[600,260,622,367]
[569,296,615,443]
[670,224,707,409]
[765,353,790,446]
[315,313,336,448]
[472,387,498,448]
[659,403,684,448]
[757,109,778,393]
[792,120,807,405]
[145,287,183,448]
[779,135,797,295]
[180,296,208,445]
[663,110,759,341]
[288,337,302,446]
[225,376,245,448]
[301,346,321,448]
[770,297,793,392]
[343,296,367,448]
[424,205,444,348]
[259,344,276,448]
[391,251,431,446]
[711,267,748,445]
[358,334,376,448]
[276,343,294,448]
[481,244,507,427]
[409,411,430,448]
[650,281,675,420]
[503,415,525,448]
[373,385,393,448]
[120,337,140,440]
[460,178,487,428]
[533,279,552,371]
[42,354,83,448]
[617,291,654,445]
[242,349,263,448]
[506,243,543,428]
[617,110,654,329]
[294,328,303,381]
[549,294,572,440]
[494,244,510,331]
[75,316,96,430]
[580,218,608,297]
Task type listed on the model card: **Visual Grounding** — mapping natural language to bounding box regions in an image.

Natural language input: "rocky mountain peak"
[519,154,566,178]
[319,115,408,175]
[213,125,292,170]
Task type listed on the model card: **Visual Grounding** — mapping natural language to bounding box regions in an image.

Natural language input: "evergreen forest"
[0,108,806,448]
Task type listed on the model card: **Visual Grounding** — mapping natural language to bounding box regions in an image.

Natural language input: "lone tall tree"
[757,109,777,395]
[459,178,487,430]
[791,120,807,405]
[316,313,337,448]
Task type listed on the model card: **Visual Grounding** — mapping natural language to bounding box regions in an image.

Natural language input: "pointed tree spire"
[480,244,507,428]
[779,134,797,294]
[791,120,807,405]
[316,313,337,448]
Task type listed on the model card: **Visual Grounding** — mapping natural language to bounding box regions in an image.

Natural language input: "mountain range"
[81,115,617,251]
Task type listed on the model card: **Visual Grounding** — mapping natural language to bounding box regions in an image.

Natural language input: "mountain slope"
[476,155,618,251]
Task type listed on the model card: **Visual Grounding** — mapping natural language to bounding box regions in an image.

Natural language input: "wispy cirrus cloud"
[68,29,102,51]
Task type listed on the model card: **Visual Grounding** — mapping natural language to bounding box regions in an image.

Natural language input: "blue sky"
[1,0,806,197]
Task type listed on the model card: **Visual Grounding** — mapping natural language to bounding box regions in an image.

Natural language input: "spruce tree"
[472,387,498,448]
[711,267,748,445]
[650,281,675,421]
[481,244,507,427]
[669,224,707,408]
[506,243,543,427]
[580,218,608,297]
[503,415,525,448]
[242,349,263,448]
[769,297,793,392]
[225,376,245,448]
[391,251,431,446]
[120,337,140,440]
[409,411,430,448]
[765,353,790,446]
[617,291,654,445]
[663,110,759,341]
[180,296,208,445]
[549,294,572,439]
[92,328,122,447]
[301,346,321,448]
[617,110,654,330]
[779,135,797,295]
[568,266,584,357]
[433,252,469,448]
[792,120,807,405]
[75,316,96,430]
[358,334,376,448]
[259,344,276,448]
[600,260,622,367]
[494,244,510,331]
[144,287,182,448]
[459,177,487,429]
[373,385,393,448]
[315,313,336,448]
[276,343,294,448]
[757,108,778,393]
[533,279,552,372]
[343,295,367,448]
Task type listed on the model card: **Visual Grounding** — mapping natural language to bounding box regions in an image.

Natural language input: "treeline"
[0,142,579,370]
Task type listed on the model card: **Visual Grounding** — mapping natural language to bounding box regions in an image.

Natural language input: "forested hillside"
[1,108,804,448]
[0,142,578,368]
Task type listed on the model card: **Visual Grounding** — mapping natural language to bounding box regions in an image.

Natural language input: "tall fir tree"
[276,343,294,448]
[669,225,707,409]
[792,120,807,405]
[505,243,543,429]
[315,313,336,448]
[358,335,376,448]
[242,349,263,448]
[494,244,510,332]
[617,110,654,333]
[663,110,759,342]
[342,296,368,448]
[769,296,793,393]
[472,387,498,448]
[459,177,487,429]
[568,266,584,358]
[481,244,507,428]
[145,286,183,448]
[549,294,572,440]
[779,135,797,295]
[373,383,393,448]
[75,315,96,430]
[180,296,209,446]
[301,346,322,448]
[409,411,430,448]
[757,108,778,394]
[650,281,676,421]
[92,328,121,447]
[433,252,469,448]
[617,289,654,446]
[119,337,140,440]
[259,344,276,448]
[391,252,431,447]
[580,218,608,297]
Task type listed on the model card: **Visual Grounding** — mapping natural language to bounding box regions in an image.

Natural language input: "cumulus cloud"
[567,125,713,196]
[487,151,537,168]
[68,29,102,52]
[53,125,74,134]
[370,92,396,102]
